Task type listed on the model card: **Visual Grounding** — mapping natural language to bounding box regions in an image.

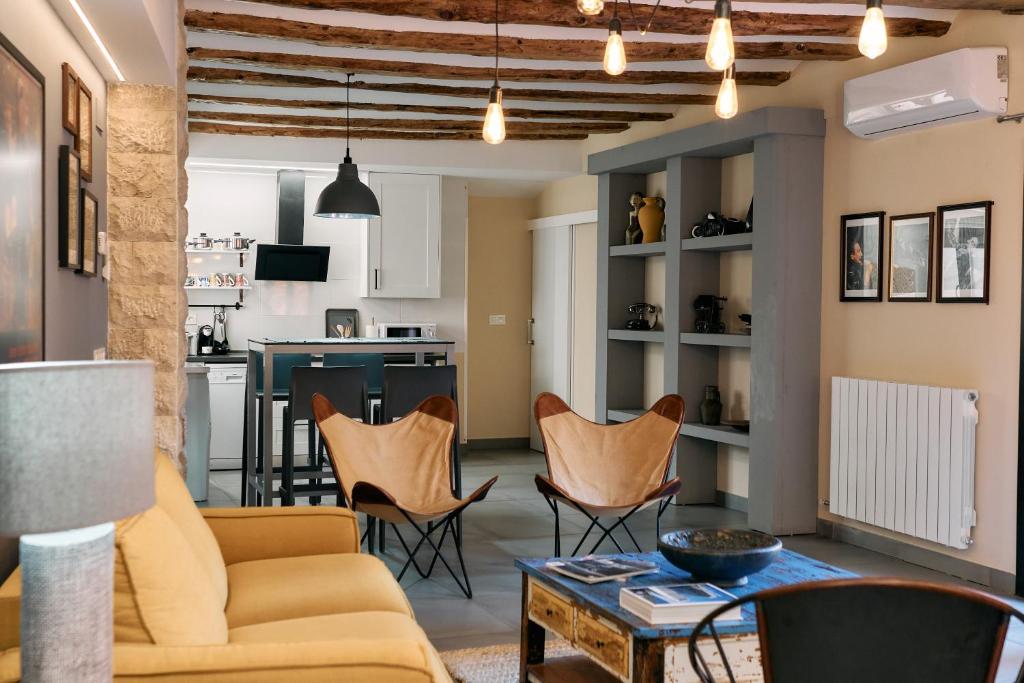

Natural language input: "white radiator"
[829,377,979,550]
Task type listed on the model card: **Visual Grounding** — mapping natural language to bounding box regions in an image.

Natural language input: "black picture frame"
[326,308,360,338]
[936,201,993,304]
[840,211,885,302]
[61,62,78,136]
[0,31,45,362]
[58,145,81,270]
[887,213,934,303]
[78,189,99,277]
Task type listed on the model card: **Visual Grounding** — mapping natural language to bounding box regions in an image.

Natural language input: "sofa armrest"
[0,639,451,683]
[200,507,360,566]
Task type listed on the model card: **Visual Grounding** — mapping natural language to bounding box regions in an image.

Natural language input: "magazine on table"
[545,556,659,584]
[619,583,742,624]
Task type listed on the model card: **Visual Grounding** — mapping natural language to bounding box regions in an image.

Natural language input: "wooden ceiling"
[184,0,1015,144]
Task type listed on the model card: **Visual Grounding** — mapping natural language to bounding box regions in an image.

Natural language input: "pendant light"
[603,1,627,76]
[715,65,739,119]
[705,0,735,72]
[314,74,380,219]
[577,0,604,16]
[859,0,888,59]
[482,0,506,144]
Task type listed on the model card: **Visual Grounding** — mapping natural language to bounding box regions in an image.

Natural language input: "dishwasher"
[207,364,246,471]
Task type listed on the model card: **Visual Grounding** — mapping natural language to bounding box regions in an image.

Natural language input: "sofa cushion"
[225,554,413,629]
[153,453,228,609]
[0,569,18,653]
[229,610,450,683]
[115,507,229,645]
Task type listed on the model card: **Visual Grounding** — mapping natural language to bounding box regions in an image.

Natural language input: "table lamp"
[0,361,155,682]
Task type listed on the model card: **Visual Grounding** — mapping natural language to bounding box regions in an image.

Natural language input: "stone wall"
[106,84,187,467]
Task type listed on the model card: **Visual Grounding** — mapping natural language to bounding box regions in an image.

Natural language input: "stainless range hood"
[255,170,331,282]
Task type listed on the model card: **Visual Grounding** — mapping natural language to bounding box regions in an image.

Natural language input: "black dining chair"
[279,365,369,507]
[323,353,386,422]
[688,577,1024,683]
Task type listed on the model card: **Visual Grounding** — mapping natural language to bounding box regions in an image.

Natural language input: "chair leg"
[554,501,561,557]
[378,518,387,552]
[282,407,294,507]
[391,524,434,580]
[392,514,473,598]
[309,422,321,506]
[241,398,248,506]
[366,514,377,554]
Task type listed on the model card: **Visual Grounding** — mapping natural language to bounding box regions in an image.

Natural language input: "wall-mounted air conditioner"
[844,47,1008,139]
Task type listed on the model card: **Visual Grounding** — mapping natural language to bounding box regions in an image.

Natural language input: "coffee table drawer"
[528,581,573,639]
[575,610,629,679]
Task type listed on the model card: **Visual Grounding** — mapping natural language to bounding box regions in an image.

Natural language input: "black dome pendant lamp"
[314,73,380,219]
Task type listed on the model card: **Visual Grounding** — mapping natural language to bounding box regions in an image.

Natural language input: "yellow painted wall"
[537,10,1024,573]
[467,196,535,440]
[572,223,598,421]
[534,174,598,217]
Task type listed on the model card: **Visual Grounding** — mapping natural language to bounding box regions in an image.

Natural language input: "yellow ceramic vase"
[638,196,665,244]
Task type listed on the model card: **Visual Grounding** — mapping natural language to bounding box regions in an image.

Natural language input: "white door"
[530,226,572,452]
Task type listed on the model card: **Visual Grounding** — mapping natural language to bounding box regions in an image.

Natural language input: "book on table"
[619,583,742,625]
[545,557,659,584]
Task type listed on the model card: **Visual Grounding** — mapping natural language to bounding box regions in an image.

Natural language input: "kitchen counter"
[186,354,248,364]
[252,336,454,346]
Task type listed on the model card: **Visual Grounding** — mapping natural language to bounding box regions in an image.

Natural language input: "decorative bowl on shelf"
[658,527,782,586]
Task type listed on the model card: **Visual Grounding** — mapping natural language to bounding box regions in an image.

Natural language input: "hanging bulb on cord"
[604,15,627,76]
[715,66,739,120]
[577,0,604,16]
[705,0,735,72]
[483,84,506,144]
[859,0,888,59]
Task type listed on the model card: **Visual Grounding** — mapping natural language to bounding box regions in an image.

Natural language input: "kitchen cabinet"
[361,173,441,299]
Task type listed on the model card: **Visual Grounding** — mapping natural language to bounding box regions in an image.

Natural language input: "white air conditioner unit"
[844,47,1008,139]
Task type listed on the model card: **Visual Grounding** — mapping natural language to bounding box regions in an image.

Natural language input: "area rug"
[441,639,580,683]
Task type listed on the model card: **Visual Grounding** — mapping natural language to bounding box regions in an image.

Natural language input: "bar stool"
[323,353,385,422]
[280,365,369,506]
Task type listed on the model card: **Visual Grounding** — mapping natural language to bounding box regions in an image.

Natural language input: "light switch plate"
[489,314,507,326]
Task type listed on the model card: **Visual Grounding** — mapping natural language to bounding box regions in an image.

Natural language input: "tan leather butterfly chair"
[313,393,497,598]
[534,393,685,556]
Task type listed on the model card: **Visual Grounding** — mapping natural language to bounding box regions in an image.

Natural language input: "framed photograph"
[936,201,993,304]
[325,308,360,338]
[0,31,45,362]
[78,189,99,277]
[840,212,885,302]
[76,80,92,182]
[61,62,78,135]
[58,145,81,270]
[887,213,934,302]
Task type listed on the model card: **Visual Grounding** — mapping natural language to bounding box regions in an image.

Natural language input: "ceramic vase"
[638,197,666,244]
[700,385,723,426]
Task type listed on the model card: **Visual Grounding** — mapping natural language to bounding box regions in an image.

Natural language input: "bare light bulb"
[859,2,888,59]
[715,67,739,119]
[705,0,735,71]
[482,85,506,144]
[604,17,626,76]
[577,0,605,16]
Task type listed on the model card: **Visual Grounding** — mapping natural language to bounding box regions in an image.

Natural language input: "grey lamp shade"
[314,160,381,219]
[0,361,156,536]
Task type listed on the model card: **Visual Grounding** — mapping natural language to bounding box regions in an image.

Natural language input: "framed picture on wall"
[936,201,993,304]
[887,213,934,302]
[58,145,82,270]
[76,80,92,182]
[840,212,885,302]
[79,189,99,277]
[61,62,78,136]
[0,31,45,362]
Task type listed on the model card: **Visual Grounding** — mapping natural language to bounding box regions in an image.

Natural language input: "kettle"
[212,309,230,355]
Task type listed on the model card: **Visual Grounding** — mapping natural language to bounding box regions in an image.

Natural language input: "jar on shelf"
[700,385,723,426]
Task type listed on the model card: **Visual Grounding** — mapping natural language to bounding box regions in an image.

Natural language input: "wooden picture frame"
[58,145,81,270]
[887,213,934,303]
[840,211,885,302]
[936,201,993,304]
[78,189,99,277]
[76,80,93,182]
[61,62,78,136]
[0,30,45,362]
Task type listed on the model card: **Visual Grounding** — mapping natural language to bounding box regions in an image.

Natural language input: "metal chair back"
[323,353,385,395]
[381,365,458,423]
[288,366,368,423]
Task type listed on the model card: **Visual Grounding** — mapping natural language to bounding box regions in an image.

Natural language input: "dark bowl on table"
[658,528,782,586]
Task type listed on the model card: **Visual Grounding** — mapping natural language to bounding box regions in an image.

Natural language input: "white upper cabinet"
[360,173,441,299]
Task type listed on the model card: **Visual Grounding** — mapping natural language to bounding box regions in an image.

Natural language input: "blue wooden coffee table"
[516,550,855,682]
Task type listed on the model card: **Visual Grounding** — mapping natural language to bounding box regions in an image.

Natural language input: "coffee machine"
[196,325,215,356]
[693,295,727,334]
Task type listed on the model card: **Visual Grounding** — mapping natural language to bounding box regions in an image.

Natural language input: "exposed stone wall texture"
[106,83,187,469]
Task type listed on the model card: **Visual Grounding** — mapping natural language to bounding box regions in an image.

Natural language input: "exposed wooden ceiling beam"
[187,109,629,133]
[188,120,588,140]
[188,67,717,104]
[768,0,1023,10]
[187,93,679,122]
[187,47,791,86]
[240,0,950,37]
[184,10,860,62]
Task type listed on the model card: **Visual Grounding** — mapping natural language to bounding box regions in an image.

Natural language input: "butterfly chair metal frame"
[313,393,496,598]
[534,393,685,557]
[688,578,1024,683]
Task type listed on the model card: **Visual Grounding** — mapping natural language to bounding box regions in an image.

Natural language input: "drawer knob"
[545,608,554,617]
[595,640,605,648]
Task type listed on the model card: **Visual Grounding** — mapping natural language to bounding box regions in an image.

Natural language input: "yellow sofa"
[0,455,452,682]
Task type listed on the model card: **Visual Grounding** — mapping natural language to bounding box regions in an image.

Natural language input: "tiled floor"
[207,449,1024,680]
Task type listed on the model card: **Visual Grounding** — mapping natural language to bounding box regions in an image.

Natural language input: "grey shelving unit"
[592,107,825,535]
